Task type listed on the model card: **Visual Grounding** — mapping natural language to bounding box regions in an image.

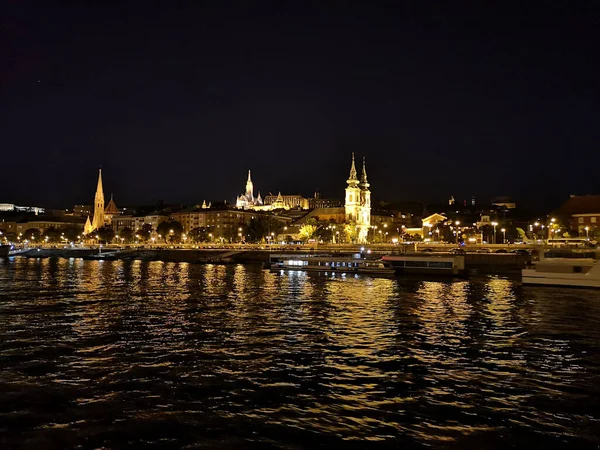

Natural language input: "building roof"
[105,196,119,214]
[558,195,600,215]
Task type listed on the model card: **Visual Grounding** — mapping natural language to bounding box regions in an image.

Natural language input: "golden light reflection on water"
[1,259,600,446]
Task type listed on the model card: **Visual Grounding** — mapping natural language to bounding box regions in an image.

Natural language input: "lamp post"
[585,226,589,240]
[491,222,498,244]
[455,221,460,245]
[548,217,556,242]
[501,228,506,244]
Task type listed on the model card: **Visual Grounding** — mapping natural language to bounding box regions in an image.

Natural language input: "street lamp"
[491,222,498,244]
[455,221,460,245]
[548,217,556,242]
[585,226,589,240]
[501,228,506,244]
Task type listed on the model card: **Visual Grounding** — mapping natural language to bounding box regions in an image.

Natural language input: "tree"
[245,217,268,242]
[64,227,82,242]
[189,226,209,243]
[43,227,62,243]
[95,226,115,244]
[316,223,334,243]
[157,220,183,243]
[136,223,152,242]
[23,228,41,243]
[119,227,133,244]
[343,224,359,243]
[299,223,317,242]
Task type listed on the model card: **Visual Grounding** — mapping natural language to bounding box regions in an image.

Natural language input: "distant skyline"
[2,3,599,211]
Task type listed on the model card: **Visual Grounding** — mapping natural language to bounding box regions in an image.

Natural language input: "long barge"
[270,253,467,278]
[381,254,467,277]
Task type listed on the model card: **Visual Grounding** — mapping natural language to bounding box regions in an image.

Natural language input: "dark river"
[1,257,599,449]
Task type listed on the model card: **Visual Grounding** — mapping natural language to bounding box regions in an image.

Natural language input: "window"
[578,217,584,224]
[406,260,428,268]
[592,217,597,223]
[428,261,453,269]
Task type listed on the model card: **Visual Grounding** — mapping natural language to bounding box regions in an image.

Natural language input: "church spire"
[91,168,105,231]
[347,153,358,186]
[360,157,369,189]
[95,169,104,201]
[245,169,254,200]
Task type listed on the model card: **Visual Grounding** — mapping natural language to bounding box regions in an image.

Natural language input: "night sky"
[2,2,599,211]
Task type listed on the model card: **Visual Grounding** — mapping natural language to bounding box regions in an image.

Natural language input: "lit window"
[578,217,584,224]
[592,217,597,223]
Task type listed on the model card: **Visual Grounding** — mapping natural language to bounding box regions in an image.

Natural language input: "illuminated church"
[236,170,263,209]
[84,169,119,234]
[345,153,371,243]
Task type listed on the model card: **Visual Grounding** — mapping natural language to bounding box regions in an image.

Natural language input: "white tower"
[358,157,371,243]
[245,170,254,202]
[345,153,360,224]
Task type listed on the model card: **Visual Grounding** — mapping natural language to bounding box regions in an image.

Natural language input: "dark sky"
[2,2,599,211]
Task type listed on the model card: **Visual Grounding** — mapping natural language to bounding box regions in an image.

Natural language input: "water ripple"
[0,257,599,448]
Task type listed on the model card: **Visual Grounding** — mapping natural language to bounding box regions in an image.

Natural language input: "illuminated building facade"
[236,170,263,209]
[84,169,120,234]
[344,154,371,243]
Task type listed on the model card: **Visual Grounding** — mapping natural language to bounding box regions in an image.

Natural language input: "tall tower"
[345,153,360,224]
[91,168,105,231]
[245,170,254,202]
[358,157,371,242]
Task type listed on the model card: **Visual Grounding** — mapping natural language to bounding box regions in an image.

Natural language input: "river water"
[0,257,599,449]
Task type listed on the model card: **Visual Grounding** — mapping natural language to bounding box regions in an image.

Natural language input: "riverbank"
[11,247,530,273]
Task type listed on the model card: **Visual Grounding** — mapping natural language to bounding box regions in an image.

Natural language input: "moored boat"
[522,249,600,288]
[269,254,396,277]
[381,254,467,277]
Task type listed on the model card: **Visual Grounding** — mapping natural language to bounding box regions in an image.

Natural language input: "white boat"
[269,254,396,277]
[522,249,600,288]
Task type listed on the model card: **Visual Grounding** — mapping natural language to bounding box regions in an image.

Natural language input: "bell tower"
[345,153,360,224]
[358,157,371,242]
[91,168,105,231]
[245,170,254,202]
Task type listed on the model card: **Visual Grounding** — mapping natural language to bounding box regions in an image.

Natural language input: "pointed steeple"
[245,169,254,200]
[95,169,104,201]
[347,153,358,186]
[92,168,105,231]
[84,216,93,235]
[360,157,370,189]
[276,191,283,202]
